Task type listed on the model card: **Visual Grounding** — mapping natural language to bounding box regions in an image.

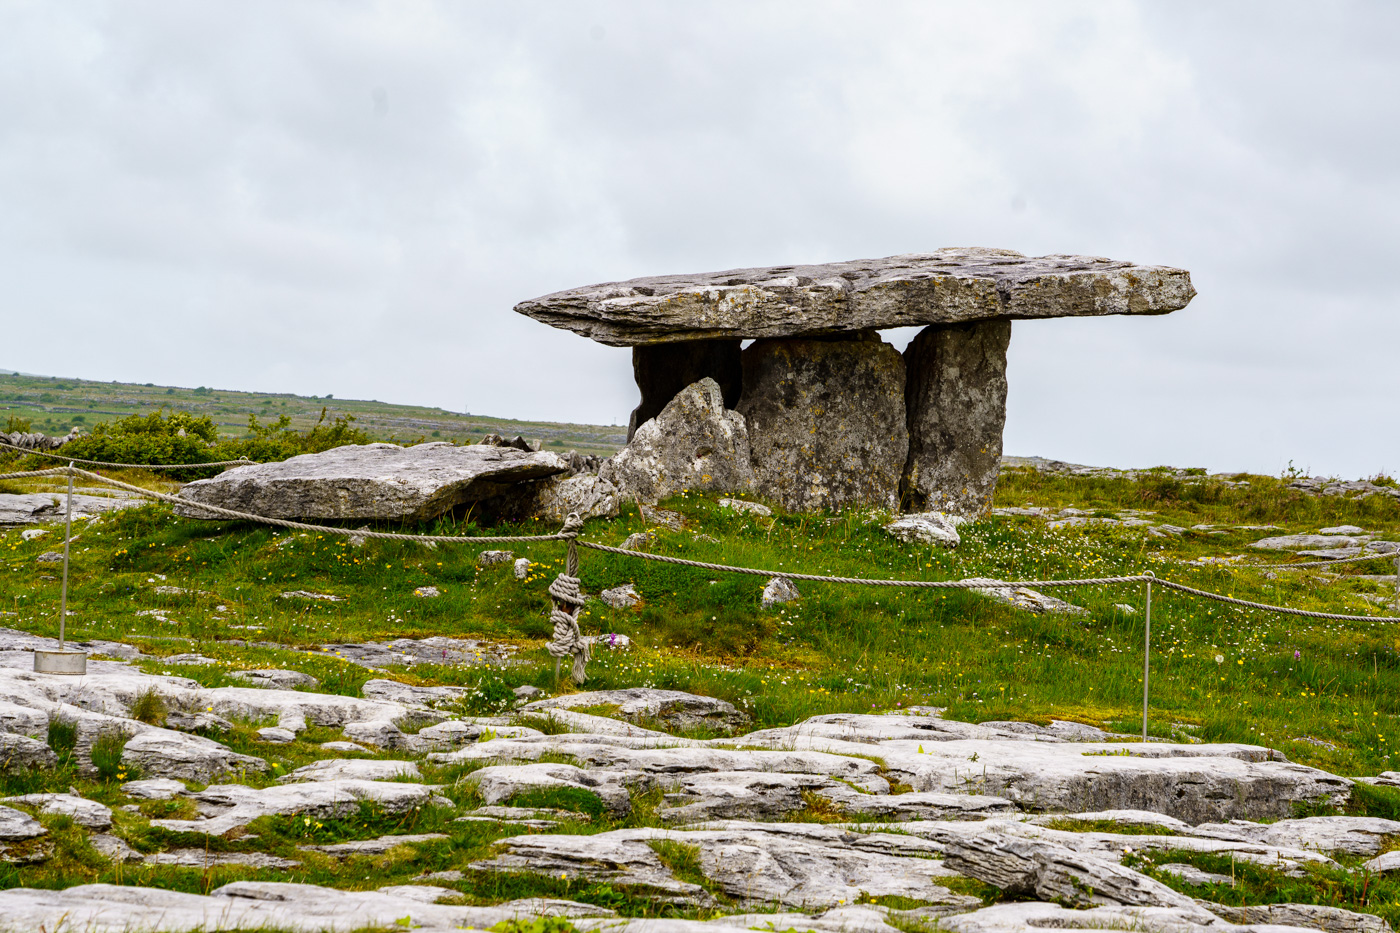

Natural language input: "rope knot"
[547,571,590,684]
[547,573,586,607]
[560,512,585,537]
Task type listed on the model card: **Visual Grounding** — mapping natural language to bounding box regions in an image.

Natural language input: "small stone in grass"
[514,558,531,579]
[320,741,370,753]
[762,576,799,608]
[479,550,513,565]
[257,727,297,744]
[414,586,440,598]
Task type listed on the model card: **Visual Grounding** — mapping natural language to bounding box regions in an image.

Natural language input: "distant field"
[0,370,625,457]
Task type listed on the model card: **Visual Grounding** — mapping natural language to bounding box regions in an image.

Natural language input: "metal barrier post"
[59,463,74,647]
[35,463,86,674]
[1394,556,1399,612]
[1142,571,1154,743]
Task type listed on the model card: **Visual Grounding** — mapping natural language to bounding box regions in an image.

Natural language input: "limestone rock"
[323,636,515,669]
[657,771,835,823]
[463,763,635,816]
[1207,902,1391,933]
[301,833,448,857]
[1252,534,1365,550]
[515,249,1196,346]
[884,512,960,547]
[902,320,1011,518]
[0,805,47,841]
[505,473,620,523]
[816,786,1018,821]
[0,734,58,771]
[519,688,749,732]
[762,576,800,608]
[601,378,755,504]
[414,585,440,597]
[514,558,531,579]
[1157,862,1234,886]
[1,793,112,830]
[121,731,269,783]
[230,669,320,690]
[256,727,296,744]
[478,550,513,565]
[122,778,187,800]
[360,679,468,708]
[626,339,743,441]
[151,780,441,836]
[740,334,907,512]
[0,492,143,525]
[964,578,1088,615]
[600,584,640,609]
[1364,850,1400,873]
[175,442,567,522]
[279,759,422,784]
[719,497,772,517]
[146,849,300,869]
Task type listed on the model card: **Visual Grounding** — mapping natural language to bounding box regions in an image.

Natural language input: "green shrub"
[90,728,131,781]
[492,919,576,933]
[4,415,31,433]
[46,716,78,762]
[130,688,168,726]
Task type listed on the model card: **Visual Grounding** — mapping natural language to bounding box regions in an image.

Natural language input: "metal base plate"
[34,649,87,675]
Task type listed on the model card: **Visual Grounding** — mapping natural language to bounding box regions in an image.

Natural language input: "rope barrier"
[1250,550,1400,570]
[0,439,255,469]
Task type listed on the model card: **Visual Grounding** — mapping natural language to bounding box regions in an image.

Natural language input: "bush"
[90,728,132,781]
[46,716,78,762]
[4,415,31,433]
[130,688,168,726]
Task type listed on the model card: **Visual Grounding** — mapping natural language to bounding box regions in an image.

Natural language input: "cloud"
[0,1,1395,475]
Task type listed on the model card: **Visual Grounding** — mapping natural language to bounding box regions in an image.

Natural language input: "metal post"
[1394,556,1399,613]
[59,462,73,648]
[1142,571,1154,743]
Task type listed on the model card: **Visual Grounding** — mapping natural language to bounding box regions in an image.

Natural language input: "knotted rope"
[547,512,590,683]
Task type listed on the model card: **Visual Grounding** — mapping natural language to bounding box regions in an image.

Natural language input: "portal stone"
[739,333,907,512]
[902,320,1011,518]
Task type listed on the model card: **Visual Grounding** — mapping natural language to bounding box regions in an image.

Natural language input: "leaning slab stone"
[627,339,742,440]
[600,378,755,504]
[175,442,568,521]
[739,333,907,512]
[515,249,1196,346]
[519,688,749,732]
[902,320,1011,518]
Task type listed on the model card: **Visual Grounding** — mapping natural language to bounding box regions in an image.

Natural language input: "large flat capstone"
[515,248,1195,346]
[175,442,567,522]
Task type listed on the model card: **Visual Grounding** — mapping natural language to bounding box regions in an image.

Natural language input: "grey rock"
[816,786,1019,821]
[301,833,449,857]
[256,727,297,744]
[151,779,441,836]
[175,442,567,522]
[121,730,268,783]
[146,849,301,869]
[942,827,1214,918]
[166,710,236,733]
[884,512,961,547]
[520,688,749,732]
[1252,534,1365,550]
[35,551,62,562]
[464,763,635,816]
[0,805,47,841]
[319,741,370,753]
[230,669,320,690]
[0,734,58,771]
[964,578,1088,615]
[413,585,440,598]
[1,793,112,830]
[1207,902,1391,933]
[502,473,620,523]
[937,902,1232,933]
[1157,862,1234,886]
[762,576,800,608]
[1364,850,1400,873]
[360,678,468,708]
[162,654,220,666]
[478,549,514,565]
[601,378,755,504]
[583,633,631,651]
[657,771,836,823]
[513,685,543,701]
[89,833,143,863]
[122,778,188,800]
[627,339,743,441]
[0,492,142,525]
[719,497,772,517]
[600,584,641,609]
[342,719,413,750]
[740,333,908,512]
[280,590,344,602]
[1322,525,1368,535]
[1191,815,1400,857]
[514,557,532,579]
[516,249,1195,346]
[621,532,651,550]
[902,320,1011,518]
[322,636,515,669]
[278,759,421,784]
[640,505,685,530]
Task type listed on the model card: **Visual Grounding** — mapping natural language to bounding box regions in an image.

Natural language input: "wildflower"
[1215,655,1224,664]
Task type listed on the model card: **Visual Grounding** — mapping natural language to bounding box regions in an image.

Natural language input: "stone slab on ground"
[151,779,444,837]
[519,688,749,732]
[515,249,1195,346]
[175,442,568,521]
[0,492,144,525]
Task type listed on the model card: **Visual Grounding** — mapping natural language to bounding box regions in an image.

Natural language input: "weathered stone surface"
[0,806,46,841]
[1190,815,1400,856]
[175,442,567,522]
[628,339,743,441]
[1252,533,1366,550]
[762,576,800,608]
[739,334,908,512]
[964,578,1088,615]
[601,379,755,504]
[816,786,1018,821]
[230,669,320,690]
[884,512,960,547]
[151,780,442,836]
[146,849,301,869]
[0,492,143,525]
[360,678,468,708]
[301,833,448,857]
[278,759,421,784]
[1,793,112,830]
[657,771,835,823]
[1207,902,1391,933]
[464,763,635,816]
[520,688,749,732]
[942,826,1213,917]
[121,731,268,783]
[0,734,57,771]
[902,320,1011,518]
[601,584,641,609]
[322,636,515,669]
[719,497,772,517]
[509,473,620,523]
[516,249,1195,347]
[122,778,188,800]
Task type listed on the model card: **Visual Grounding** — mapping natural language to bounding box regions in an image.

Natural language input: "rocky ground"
[3,622,1400,932]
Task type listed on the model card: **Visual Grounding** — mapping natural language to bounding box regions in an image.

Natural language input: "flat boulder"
[175,442,567,522]
[519,688,749,733]
[121,731,269,783]
[516,248,1195,346]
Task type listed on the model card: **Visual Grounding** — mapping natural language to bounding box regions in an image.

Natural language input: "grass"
[5,453,1400,911]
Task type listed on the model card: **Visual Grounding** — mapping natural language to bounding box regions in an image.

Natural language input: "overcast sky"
[2,2,1395,478]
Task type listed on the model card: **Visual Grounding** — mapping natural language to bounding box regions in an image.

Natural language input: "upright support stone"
[628,339,742,441]
[739,332,907,512]
[901,320,1011,518]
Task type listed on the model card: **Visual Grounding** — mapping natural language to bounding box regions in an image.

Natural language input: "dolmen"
[517,248,1195,516]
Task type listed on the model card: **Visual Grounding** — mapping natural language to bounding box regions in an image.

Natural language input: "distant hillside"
[0,370,625,457]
